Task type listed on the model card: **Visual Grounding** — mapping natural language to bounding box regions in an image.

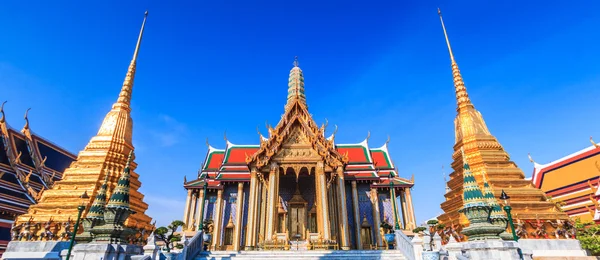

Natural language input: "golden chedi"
[12,12,153,242]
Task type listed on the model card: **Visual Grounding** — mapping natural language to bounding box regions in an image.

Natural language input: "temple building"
[10,12,154,244]
[436,10,570,239]
[0,104,76,256]
[182,58,416,251]
[530,137,600,223]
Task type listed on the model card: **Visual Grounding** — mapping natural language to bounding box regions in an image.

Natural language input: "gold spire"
[438,8,472,111]
[286,56,306,107]
[114,10,148,111]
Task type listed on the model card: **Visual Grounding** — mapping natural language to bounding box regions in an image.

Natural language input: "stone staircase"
[196,250,407,260]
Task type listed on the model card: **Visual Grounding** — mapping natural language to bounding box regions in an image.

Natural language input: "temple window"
[224,226,234,246]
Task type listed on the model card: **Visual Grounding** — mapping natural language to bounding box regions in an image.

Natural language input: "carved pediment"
[283,126,310,146]
[273,147,320,162]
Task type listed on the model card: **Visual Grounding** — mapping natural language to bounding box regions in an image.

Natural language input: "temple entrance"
[288,184,308,240]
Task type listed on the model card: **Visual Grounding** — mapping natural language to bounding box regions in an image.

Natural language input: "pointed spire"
[87,174,110,220]
[286,56,306,107]
[106,151,133,210]
[113,11,148,111]
[437,8,473,111]
[481,170,506,219]
[460,148,487,208]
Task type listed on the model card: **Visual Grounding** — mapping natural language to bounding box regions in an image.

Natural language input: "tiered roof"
[530,138,600,220]
[0,103,76,217]
[186,133,412,189]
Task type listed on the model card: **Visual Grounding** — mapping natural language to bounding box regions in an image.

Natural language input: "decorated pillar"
[405,187,417,230]
[399,188,408,230]
[195,189,205,231]
[336,167,351,250]
[182,189,192,231]
[370,187,383,248]
[211,189,224,250]
[351,181,362,249]
[258,178,267,242]
[316,161,330,240]
[188,191,198,230]
[233,182,244,251]
[265,162,278,240]
[244,168,258,249]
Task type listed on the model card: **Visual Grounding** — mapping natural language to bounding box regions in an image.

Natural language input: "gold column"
[258,179,267,242]
[316,161,330,240]
[351,181,362,249]
[195,189,205,231]
[265,163,278,240]
[182,189,192,231]
[233,182,244,251]
[211,189,224,250]
[245,169,258,249]
[400,188,408,230]
[370,187,383,248]
[336,167,350,250]
[189,191,198,231]
[405,187,417,230]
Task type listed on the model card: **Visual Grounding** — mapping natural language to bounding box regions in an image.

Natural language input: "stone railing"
[181,231,203,260]
[395,230,416,260]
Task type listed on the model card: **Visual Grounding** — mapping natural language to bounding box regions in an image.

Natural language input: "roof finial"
[591,136,599,148]
[224,131,228,142]
[293,56,299,67]
[528,153,536,164]
[385,135,391,145]
[22,108,31,133]
[438,8,472,111]
[0,101,6,123]
[114,11,148,110]
[206,138,210,148]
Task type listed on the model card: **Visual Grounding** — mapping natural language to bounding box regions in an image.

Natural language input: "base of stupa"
[2,241,70,260]
[63,243,143,260]
[517,239,588,258]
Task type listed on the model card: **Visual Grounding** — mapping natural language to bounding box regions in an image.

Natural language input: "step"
[196,250,407,260]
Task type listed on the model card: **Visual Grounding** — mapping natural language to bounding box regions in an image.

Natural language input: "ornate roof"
[0,102,76,217]
[185,59,413,189]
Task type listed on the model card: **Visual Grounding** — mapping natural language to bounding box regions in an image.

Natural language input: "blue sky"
[1,1,599,227]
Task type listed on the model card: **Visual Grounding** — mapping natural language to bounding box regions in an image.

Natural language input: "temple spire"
[113,11,148,111]
[438,8,472,111]
[286,56,306,108]
[87,173,110,221]
[106,151,133,211]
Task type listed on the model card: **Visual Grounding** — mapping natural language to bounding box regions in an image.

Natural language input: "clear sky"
[1,1,599,227]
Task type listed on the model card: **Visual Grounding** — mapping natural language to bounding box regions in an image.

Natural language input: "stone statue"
[515,219,527,238]
[61,217,72,240]
[11,223,23,241]
[19,217,35,241]
[39,218,55,240]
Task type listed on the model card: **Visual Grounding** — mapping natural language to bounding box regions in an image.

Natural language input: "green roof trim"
[203,150,225,170]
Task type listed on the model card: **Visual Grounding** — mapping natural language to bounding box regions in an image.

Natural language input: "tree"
[155,220,185,252]
[575,219,600,256]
